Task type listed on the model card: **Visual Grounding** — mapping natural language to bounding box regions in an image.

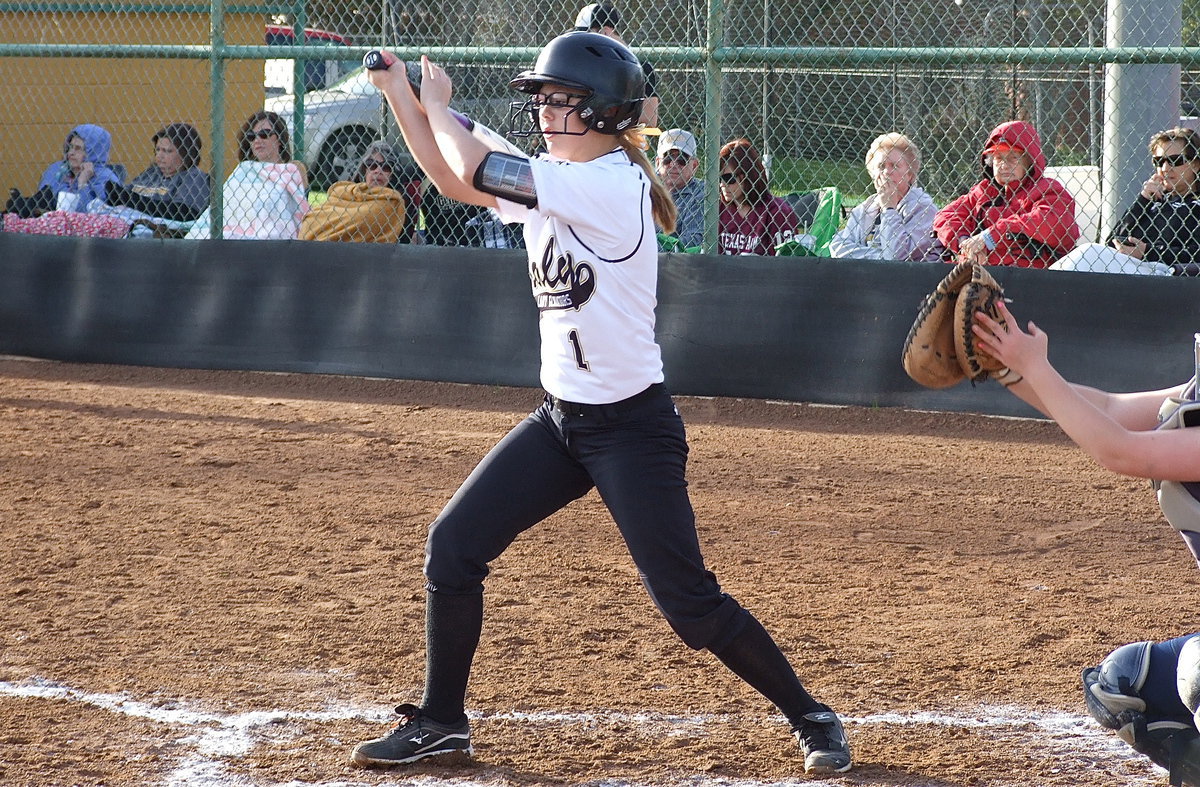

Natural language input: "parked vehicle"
[265,68,389,190]
[265,60,515,191]
[265,24,358,98]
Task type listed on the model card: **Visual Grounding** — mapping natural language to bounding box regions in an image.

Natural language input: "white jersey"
[493,148,663,404]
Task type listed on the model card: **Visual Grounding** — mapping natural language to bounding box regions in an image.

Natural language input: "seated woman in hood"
[6,123,124,216]
[934,120,1079,268]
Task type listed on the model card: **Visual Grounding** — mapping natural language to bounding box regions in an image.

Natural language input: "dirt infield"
[0,357,1193,787]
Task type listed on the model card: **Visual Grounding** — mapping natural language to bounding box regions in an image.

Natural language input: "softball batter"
[349,31,852,775]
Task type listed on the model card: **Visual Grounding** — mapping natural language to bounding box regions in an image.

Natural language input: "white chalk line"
[0,677,1161,787]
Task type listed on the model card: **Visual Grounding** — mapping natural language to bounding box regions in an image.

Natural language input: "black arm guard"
[473,152,537,208]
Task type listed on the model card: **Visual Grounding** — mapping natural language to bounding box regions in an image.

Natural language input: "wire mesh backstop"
[1,0,1199,275]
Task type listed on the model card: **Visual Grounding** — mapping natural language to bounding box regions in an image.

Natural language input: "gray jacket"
[829,185,938,262]
[669,177,707,250]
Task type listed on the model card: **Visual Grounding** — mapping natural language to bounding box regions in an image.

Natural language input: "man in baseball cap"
[571,2,660,127]
[655,129,706,249]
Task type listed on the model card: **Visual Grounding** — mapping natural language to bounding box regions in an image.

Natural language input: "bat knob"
[363,50,391,70]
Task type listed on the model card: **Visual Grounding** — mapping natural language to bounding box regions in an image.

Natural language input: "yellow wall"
[0,12,264,198]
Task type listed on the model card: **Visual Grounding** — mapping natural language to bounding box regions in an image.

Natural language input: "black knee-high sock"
[420,590,483,725]
[710,615,821,727]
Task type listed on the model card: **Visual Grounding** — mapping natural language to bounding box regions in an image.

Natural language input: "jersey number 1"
[567,330,590,371]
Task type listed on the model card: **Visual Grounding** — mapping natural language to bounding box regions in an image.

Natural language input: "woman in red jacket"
[934,120,1079,267]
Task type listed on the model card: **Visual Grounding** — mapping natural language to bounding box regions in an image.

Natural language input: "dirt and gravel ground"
[0,357,1192,787]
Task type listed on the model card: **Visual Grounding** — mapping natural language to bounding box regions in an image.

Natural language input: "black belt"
[547,383,665,418]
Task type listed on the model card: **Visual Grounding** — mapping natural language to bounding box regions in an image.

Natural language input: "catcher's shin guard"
[1082,642,1152,731]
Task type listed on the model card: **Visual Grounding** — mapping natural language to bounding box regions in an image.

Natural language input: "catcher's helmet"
[509,31,644,137]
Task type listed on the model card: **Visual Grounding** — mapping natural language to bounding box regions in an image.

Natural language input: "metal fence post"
[209,0,225,239]
[1102,0,1182,241]
[702,0,723,255]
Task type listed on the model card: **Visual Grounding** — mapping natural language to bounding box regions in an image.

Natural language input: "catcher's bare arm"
[974,301,1197,481]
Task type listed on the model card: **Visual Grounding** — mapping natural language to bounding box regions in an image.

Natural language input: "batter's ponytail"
[618,128,677,235]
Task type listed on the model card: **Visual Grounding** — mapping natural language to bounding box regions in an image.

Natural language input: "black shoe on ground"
[350,703,473,767]
[793,704,852,774]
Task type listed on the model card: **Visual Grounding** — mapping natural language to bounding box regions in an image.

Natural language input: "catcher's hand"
[902,261,1008,388]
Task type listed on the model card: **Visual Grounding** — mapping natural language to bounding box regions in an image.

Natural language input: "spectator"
[237,110,306,181]
[464,208,525,249]
[1053,127,1200,276]
[184,111,309,240]
[299,141,408,243]
[933,120,1079,267]
[717,138,798,256]
[573,2,659,127]
[6,123,123,216]
[3,123,211,240]
[104,122,212,223]
[655,128,706,250]
[829,132,938,261]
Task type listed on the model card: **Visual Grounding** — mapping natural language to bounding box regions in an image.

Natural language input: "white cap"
[658,128,697,158]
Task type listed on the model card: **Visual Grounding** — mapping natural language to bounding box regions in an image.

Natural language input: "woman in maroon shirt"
[717,138,799,255]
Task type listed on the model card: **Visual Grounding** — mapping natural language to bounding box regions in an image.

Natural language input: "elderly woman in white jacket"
[830,132,939,261]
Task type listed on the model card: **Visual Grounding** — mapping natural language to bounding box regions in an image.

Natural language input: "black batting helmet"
[509,31,644,137]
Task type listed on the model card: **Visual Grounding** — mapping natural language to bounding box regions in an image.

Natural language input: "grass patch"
[768,157,872,202]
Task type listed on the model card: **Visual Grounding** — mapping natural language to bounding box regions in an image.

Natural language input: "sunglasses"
[1153,154,1193,168]
[660,151,691,165]
[245,128,277,140]
[719,172,739,184]
[365,161,393,172]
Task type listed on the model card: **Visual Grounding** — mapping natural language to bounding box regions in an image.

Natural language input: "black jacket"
[1110,193,1200,267]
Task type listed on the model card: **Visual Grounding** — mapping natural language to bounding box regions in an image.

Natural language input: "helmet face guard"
[508,31,645,139]
[508,81,595,139]
[508,90,640,139]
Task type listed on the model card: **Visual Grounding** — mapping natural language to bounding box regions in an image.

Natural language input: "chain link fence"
[2,1,1199,274]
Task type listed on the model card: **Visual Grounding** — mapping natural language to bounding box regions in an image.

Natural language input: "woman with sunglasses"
[184,111,309,239]
[299,141,412,243]
[1054,127,1200,276]
[348,31,852,776]
[717,138,799,256]
[237,111,288,164]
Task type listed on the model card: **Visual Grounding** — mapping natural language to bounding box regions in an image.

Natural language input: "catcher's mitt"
[902,261,1007,388]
